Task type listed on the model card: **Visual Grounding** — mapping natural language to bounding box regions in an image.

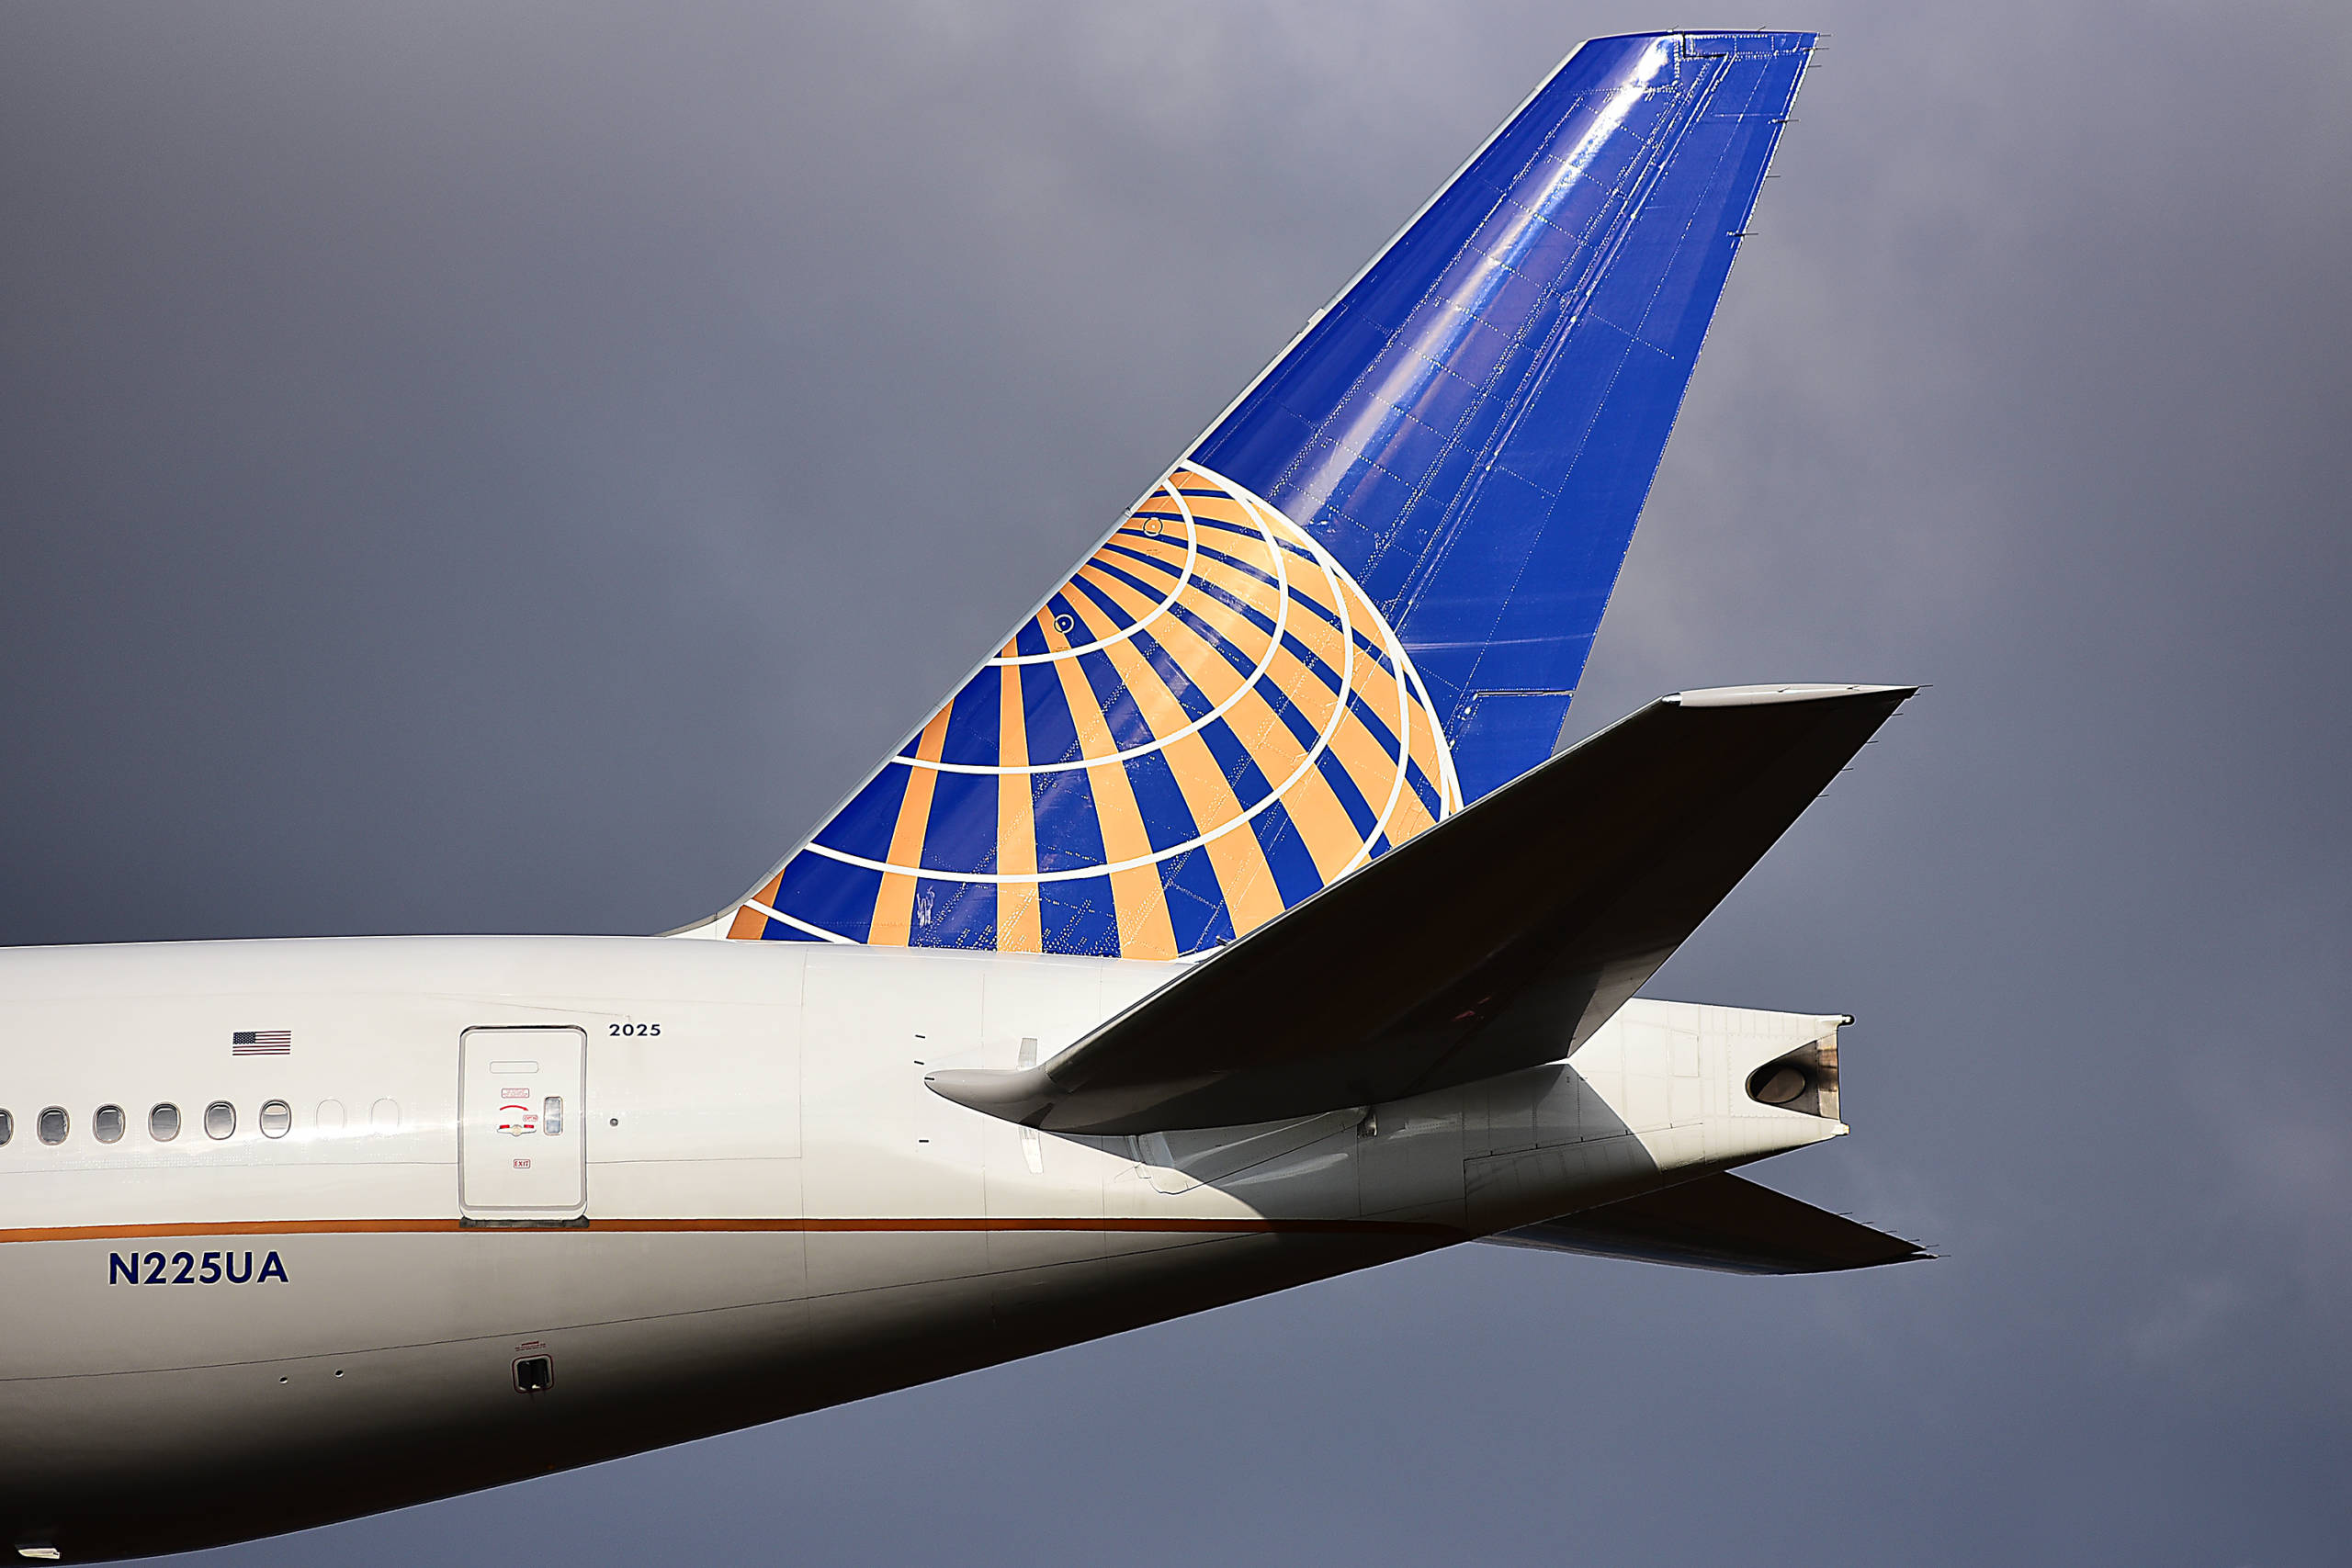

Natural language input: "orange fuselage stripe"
[0,1216,1464,1245]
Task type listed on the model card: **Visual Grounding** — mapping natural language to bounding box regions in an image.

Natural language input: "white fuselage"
[0,936,1840,1560]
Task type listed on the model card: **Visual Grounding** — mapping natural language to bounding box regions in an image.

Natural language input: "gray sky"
[6,3,2349,1562]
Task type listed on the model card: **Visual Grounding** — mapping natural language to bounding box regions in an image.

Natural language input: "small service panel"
[459,1027,586,1220]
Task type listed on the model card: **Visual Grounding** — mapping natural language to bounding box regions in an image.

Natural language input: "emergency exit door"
[459,1027,586,1220]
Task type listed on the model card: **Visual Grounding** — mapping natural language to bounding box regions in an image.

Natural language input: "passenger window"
[370,1098,401,1131]
[93,1105,125,1144]
[203,1101,236,1140]
[259,1100,292,1138]
[38,1107,68,1145]
[316,1099,346,1133]
[150,1103,181,1141]
[0,1108,12,1145]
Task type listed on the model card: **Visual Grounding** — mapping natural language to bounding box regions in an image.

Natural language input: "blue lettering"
[106,1247,286,1285]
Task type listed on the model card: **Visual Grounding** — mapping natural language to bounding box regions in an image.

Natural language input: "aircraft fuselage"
[0,936,1839,1559]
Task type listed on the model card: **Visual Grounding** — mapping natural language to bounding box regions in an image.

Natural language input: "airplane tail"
[695,30,1817,956]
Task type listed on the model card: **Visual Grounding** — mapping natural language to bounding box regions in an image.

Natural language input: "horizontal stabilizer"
[1484,1171,1929,1274]
[927,683,1910,1133]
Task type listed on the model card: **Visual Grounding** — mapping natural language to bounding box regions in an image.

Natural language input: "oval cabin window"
[203,1101,236,1140]
[93,1105,125,1144]
[38,1107,68,1145]
[259,1100,292,1138]
[0,1108,12,1145]
[150,1103,181,1141]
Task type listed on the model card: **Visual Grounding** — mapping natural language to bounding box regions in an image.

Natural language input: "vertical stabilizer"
[697,31,1815,955]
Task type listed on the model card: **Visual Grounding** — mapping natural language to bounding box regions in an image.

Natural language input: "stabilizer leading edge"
[927,682,1912,1134]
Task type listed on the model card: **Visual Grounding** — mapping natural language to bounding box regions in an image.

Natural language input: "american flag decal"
[232,1030,291,1055]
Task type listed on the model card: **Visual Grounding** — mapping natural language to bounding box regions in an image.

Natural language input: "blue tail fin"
[702,30,1815,955]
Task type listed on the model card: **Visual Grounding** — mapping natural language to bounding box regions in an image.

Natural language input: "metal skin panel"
[1193,33,1815,801]
[0,934,1849,1560]
[706,29,1817,958]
